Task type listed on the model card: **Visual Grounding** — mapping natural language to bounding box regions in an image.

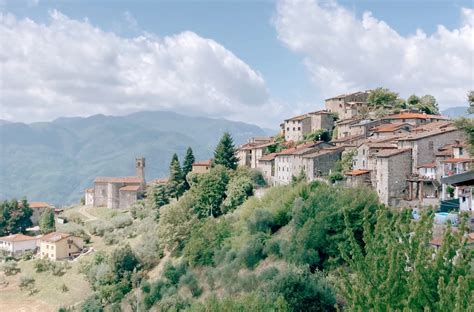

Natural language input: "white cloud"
[274,0,474,109]
[0,10,273,125]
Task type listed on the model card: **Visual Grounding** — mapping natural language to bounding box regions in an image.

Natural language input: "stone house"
[85,189,94,206]
[257,153,278,185]
[301,147,342,181]
[346,169,371,187]
[29,202,55,225]
[349,119,382,138]
[325,91,370,120]
[283,114,312,142]
[89,158,146,209]
[397,127,464,173]
[331,134,366,147]
[0,234,39,255]
[381,112,447,126]
[369,123,413,139]
[192,160,212,174]
[308,110,334,132]
[237,139,274,169]
[39,232,83,261]
[352,141,398,180]
[373,148,413,206]
[334,118,362,139]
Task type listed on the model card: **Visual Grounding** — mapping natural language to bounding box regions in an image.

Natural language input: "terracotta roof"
[398,127,459,141]
[95,176,142,183]
[40,232,72,243]
[382,112,447,120]
[193,160,212,166]
[441,158,474,164]
[0,234,38,242]
[331,134,365,144]
[336,118,362,126]
[85,188,94,193]
[417,162,436,168]
[284,114,311,122]
[374,148,412,158]
[259,153,278,161]
[29,202,53,209]
[302,148,342,159]
[346,169,370,176]
[412,121,453,132]
[239,141,274,150]
[366,143,397,149]
[120,185,141,192]
[277,142,322,156]
[370,123,412,133]
[308,110,331,115]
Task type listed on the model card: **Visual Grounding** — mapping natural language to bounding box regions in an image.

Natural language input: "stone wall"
[119,190,138,209]
[93,183,108,207]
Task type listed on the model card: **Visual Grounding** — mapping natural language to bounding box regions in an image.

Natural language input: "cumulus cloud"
[274,0,474,108]
[0,10,272,124]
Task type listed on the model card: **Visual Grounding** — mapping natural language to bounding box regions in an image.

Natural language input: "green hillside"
[0,111,270,205]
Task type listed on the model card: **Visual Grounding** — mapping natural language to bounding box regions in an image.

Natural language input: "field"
[0,204,138,312]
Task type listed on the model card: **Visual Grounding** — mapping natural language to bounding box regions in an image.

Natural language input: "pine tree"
[153,184,170,209]
[39,208,55,234]
[168,153,184,199]
[213,132,238,170]
[182,147,195,190]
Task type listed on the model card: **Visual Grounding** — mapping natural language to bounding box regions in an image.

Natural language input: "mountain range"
[441,106,472,118]
[0,111,273,206]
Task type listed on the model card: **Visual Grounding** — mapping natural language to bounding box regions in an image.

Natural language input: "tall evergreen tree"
[168,153,184,199]
[182,147,195,190]
[39,208,55,234]
[213,132,238,170]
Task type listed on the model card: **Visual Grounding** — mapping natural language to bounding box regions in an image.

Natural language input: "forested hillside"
[0,111,270,205]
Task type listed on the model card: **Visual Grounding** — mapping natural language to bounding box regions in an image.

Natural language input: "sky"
[0,0,473,128]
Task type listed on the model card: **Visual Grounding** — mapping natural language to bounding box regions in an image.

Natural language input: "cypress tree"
[213,132,238,170]
[39,208,55,234]
[168,153,184,199]
[182,147,195,190]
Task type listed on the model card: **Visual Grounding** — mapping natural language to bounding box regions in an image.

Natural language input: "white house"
[0,234,39,255]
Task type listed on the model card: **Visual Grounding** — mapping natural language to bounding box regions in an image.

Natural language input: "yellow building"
[39,232,84,261]
[191,160,212,174]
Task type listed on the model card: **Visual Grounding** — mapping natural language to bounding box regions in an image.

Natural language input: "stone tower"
[136,157,146,188]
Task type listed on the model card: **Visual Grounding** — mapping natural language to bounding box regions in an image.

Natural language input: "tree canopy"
[213,132,238,170]
[168,153,185,199]
[182,147,195,190]
[39,208,55,234]
[0,199,33,235]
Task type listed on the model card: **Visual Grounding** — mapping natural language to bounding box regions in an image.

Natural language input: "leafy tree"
[39,208,55,234]
[339,208,473,311]
[455,118,474,155]
[221,173,254,213]
[168,153,185,199]
[182,147,195,190]
[418,94,439,114]
[213,132,238,170]
[0,199,33,235]
[468,90,474,114]
[190,165,229,218]
[407,94,420,106]
[302,129,331,142]
[109,244,140,281]
[367,87,399,108]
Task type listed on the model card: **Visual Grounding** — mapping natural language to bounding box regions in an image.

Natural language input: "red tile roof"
[417,162,436,168]
[120,185,141,192]
[259,153,278,161]
[29,202,54,209]
[95,176,142,183]
[284,114,311,122]
[397,127,459,141]
[193,160,212,166]
[0,234,38,242]
[374,148,412,158]
[370,123,412,133]
[277,142,321,156]
[345,169,370,176]
[441,158,474,164]
[302,148,342,159]
[382,112,447,120]
[40,232,72,243]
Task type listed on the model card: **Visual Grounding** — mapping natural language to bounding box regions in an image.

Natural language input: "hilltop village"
[237,90,472,211]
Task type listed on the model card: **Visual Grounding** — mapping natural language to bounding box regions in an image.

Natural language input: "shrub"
[51,262,70,276]
[34,259,52,273]
[86,220,113,236]
[259,266,279,283]
[247,209,277,234]
[19,276,36,295]
[103,232,118,245]
[110,215,133,229]
[59,283,69,292]
[179,271,202,297]
[263,238,283,257]
[238,234,267,269]
[1,261,20,275]
[21,250,35,261]
[163,261,187,285]
[81,295,103,312]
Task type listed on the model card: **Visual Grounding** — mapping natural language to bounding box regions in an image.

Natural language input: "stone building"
[349,119,382,138]
[281,111,334,142]
[192,160,212,174]
[84,189,94,206]
[301,147,342,181]
[257,153,278,185]
[381,112,446,126]
[89,158,146,209]
[237,137,274,169]
[39,232,83,261]
[369,123,413,139]
[373,148,413,206]
[29,202,55,225]
[325,91,370,120]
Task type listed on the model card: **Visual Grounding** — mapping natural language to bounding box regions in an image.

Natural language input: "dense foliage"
[39,207,55,234]
[213,132,239,170]
[0,199,33,235]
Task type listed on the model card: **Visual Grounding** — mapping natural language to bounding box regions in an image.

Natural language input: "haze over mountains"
[0,111,273,205]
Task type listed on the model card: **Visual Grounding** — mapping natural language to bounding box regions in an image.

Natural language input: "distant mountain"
[0,111,268,206]
[441,106,472,118]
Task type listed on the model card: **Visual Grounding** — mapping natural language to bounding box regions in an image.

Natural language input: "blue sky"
[1,0,473,127]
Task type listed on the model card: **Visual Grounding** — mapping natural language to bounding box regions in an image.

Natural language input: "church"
[85,158,146,209]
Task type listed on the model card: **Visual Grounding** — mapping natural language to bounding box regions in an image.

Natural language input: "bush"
[81,295,103,312]
[59,283,69,292]
[259,266,279,283]
[19,276,36,295]
[21,250,35,261]
[238,234,267,269]
[86,220,113,236]
[110,215,133,229]
[247,209,277,234]
[179,271,202,297]
[34,259,52,273]
[103,232,118,245]
[163,261,187,285]
[263,238,283,257]
[1,261,20,275]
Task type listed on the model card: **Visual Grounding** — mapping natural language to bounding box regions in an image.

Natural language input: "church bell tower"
[135,157,146,188]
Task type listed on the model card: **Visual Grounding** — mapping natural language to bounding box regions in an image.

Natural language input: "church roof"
[120,185,141,192]
[94,176,142,183]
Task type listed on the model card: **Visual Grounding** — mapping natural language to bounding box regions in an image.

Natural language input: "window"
[428,141,434,150]
[287,127,289,131]
[298,127,301,131]
[362,149,365,155]
[459,148,464,156]
[293,127,295,131]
